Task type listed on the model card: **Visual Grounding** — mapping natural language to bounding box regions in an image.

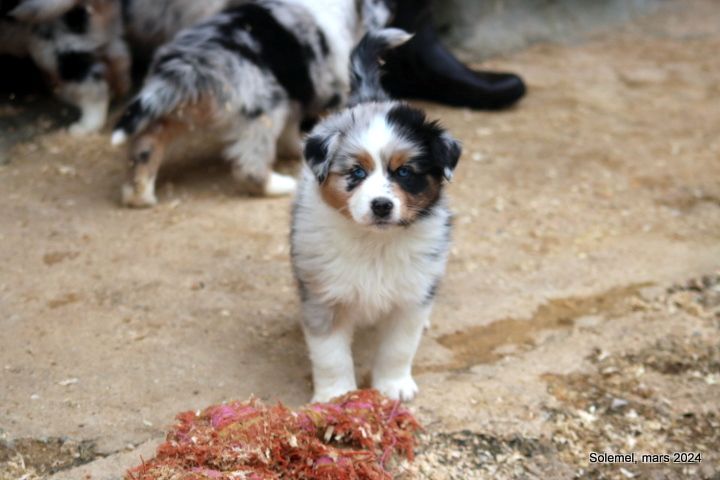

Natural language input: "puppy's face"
[305,103,461,228]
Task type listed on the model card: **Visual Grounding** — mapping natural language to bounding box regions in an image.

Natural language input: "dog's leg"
[54,73,110,135]
[372,303,430,401]
[68,81,110,135]
[121,124,172,208]
[302,301,356,403]
[224,106,297,197]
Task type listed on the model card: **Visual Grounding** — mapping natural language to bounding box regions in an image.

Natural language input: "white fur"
[69,96,109,135]
[265,172,298,196]
[371,303,429,401]
[111,130,127,146]
[285,0,358,92]
[302,301,357,402]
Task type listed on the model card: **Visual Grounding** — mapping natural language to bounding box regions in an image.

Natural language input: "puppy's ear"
[304,133,335,184]
[434,133,462,181]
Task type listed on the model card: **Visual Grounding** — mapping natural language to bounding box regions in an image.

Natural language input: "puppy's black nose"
[371,197,394,218]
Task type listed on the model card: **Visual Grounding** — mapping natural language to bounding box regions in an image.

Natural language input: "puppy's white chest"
[330,241,426,313]
[295,215,448,320]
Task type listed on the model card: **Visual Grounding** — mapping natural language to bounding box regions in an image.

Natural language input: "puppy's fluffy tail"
[111,77,181,145]
[348,28,412,106]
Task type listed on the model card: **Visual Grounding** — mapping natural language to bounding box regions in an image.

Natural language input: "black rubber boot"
[381,0,526,110]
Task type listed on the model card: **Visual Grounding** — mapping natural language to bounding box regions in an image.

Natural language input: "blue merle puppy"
[1,0,130,134]
[292,28,461,402]
[111,0,386,207]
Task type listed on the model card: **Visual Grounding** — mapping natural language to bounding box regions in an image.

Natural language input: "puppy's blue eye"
[396,166,411,178]
[351,167,367,179]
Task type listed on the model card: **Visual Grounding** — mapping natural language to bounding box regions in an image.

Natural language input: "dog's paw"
[264,172,297,197]
[373,375,418,402]
[121,183,157,208]
[311,386,353,404]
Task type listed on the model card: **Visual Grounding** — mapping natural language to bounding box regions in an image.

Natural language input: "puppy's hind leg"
[302,300,357,403]
[224,105,297,197]
[121,123,174,208]
[372,303,431,401]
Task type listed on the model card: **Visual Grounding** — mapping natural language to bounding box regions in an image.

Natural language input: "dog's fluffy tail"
[111,77,183,145]
[348,28,412,106]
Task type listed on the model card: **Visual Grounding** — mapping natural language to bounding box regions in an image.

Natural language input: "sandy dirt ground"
[1,1,719,478]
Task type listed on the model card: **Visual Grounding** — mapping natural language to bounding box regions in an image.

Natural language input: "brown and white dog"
[291,28,461,402]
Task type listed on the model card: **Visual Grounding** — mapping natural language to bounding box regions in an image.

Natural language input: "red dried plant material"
[126,389,421,480]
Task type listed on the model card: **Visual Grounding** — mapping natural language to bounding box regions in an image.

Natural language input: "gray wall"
[433,0,664,59]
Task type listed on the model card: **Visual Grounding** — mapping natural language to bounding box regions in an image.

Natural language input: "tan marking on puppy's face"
[355,151,375,174]
[388,150,411,171]
[320,150,377,219]
[387,150,426,223]
[320,172,352,219]
[391,173,443,224]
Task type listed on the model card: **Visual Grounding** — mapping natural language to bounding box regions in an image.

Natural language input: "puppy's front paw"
[311,386,354,404]
[121,183,157,208]
[373,375,418,402]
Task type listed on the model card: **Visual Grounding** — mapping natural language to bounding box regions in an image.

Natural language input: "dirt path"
[1,1,719,478]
